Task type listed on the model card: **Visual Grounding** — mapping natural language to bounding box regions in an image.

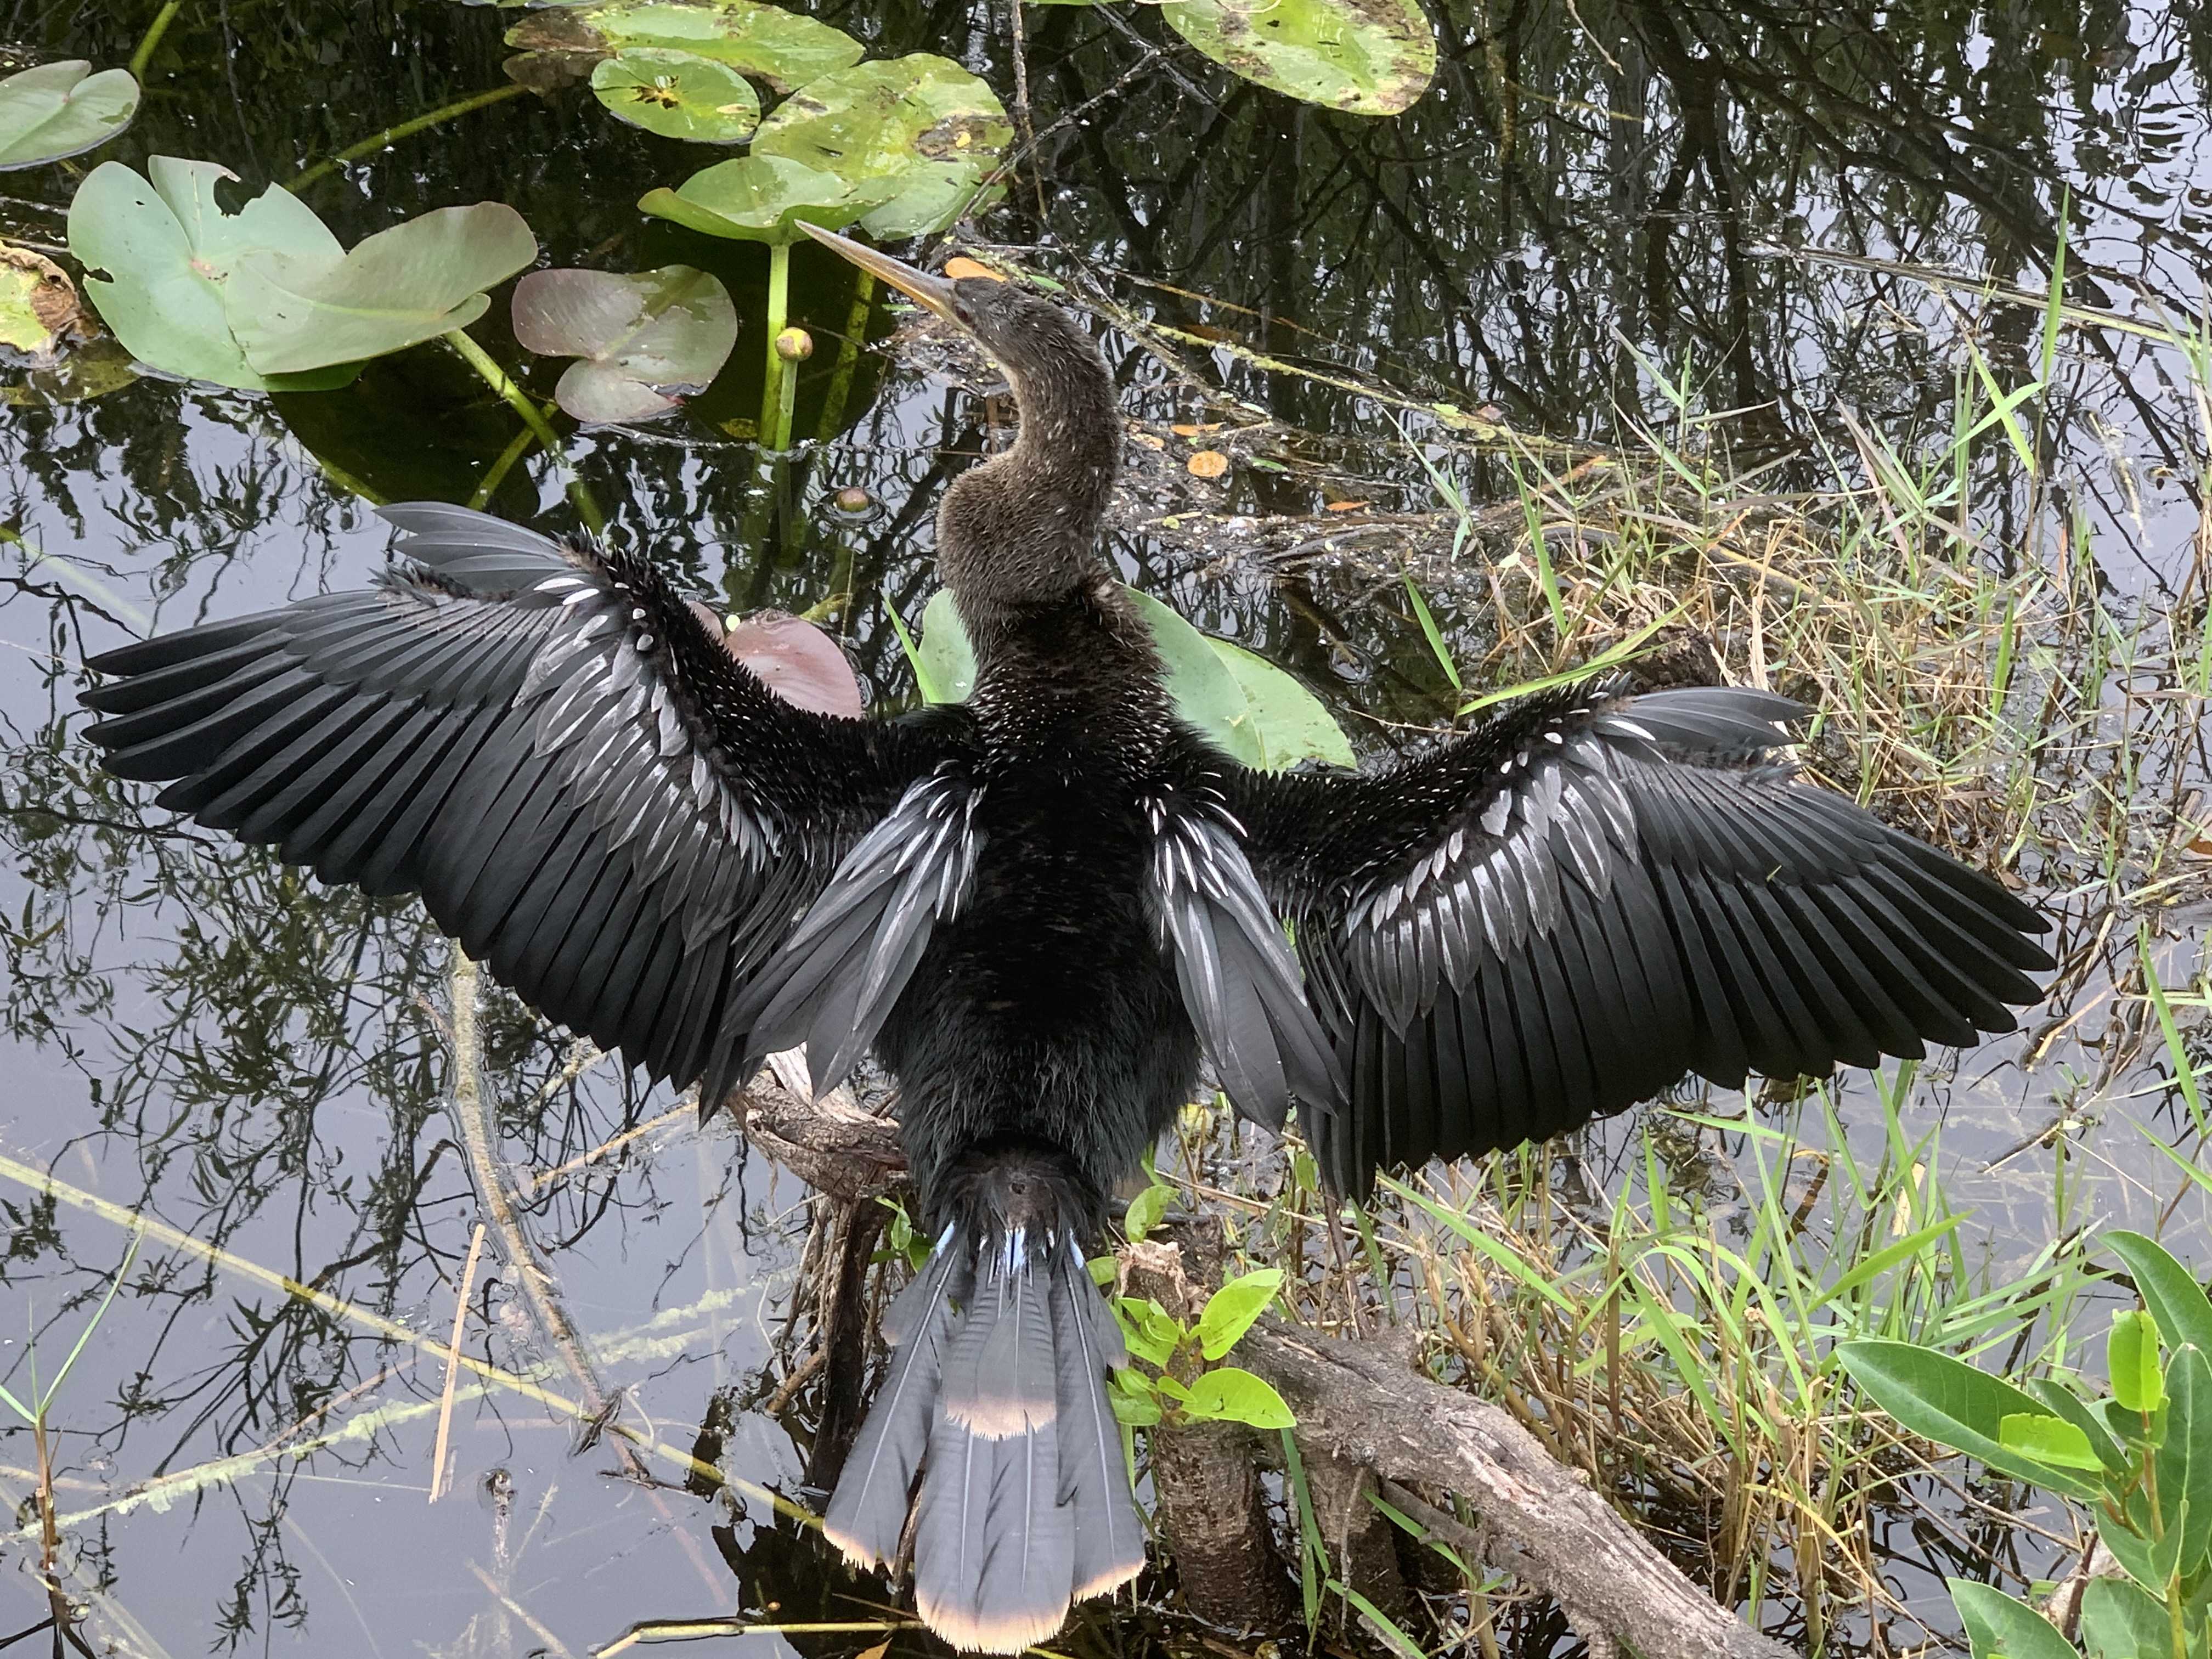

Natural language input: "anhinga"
[80,223,2052,1652]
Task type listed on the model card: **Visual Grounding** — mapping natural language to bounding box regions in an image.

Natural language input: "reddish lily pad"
[511,264,738,425]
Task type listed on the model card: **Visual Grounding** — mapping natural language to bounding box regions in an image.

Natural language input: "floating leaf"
[752,55,1012,239]
[720,610,864,717]
[1187,449,1230,478]
[507,1,862,94]
[0,335,137,407]
[0,60,139,171]
[226,203,539,375]
[67,157,357,392]
[1160,0,1436,116]
[1205,635,1357,768]
[591,49,759,142]
[639,154,890,244]
[0,244,81,359]
[512,264,737,425]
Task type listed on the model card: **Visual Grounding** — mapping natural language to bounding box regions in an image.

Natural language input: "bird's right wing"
[82,503,961,1105]
[1227,681,2053,1193]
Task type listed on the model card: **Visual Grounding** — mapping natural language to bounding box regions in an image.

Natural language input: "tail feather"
[944,1234,1057,1437]
[821,1235,969,1570]
[1049,1237,1146,1600]
[828,1165,1148,1654]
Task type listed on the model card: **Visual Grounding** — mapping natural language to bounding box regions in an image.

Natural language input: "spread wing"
[1226,681,2053,1194]
[81,503,961,1106]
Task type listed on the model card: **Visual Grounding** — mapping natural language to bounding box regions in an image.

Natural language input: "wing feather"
[1226,679,2052,1192]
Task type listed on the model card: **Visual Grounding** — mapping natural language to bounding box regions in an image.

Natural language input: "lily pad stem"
[129,1,184,81]
[442,328,606,536]
[762,240,792,452]
[287,84,531,192]
[471,424,537,512]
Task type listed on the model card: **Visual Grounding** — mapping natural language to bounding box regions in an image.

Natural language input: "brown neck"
[938,327,1121,652]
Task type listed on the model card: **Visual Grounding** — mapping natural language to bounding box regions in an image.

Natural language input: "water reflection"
[0,0,2207,1652]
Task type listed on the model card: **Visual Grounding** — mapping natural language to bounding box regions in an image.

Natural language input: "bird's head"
[802,222,1123,629]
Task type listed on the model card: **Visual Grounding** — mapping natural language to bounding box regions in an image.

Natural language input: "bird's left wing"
[81,503,961,1105]
[1225,680,2053,1193]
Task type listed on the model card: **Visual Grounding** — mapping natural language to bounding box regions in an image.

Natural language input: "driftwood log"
[735,1080,1793,1659]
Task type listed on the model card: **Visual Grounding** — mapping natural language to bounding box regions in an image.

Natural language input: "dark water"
[2,1,2209,1654]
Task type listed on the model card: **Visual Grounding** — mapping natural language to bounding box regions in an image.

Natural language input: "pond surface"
[2,2,2209,1655]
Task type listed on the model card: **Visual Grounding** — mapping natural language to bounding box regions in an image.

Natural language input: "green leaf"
[2112,1310,2167,1415]
[2160,1344,2212,1577]
[507,1,863,94]
[2079,1575,2172,1659]
[1107,1367,1161,1426]
[0,60,138,170]
[226,203,538,375]
[2098,1505,2167,1597]
[1110,1295,1182,1367]
[591,50,759,143]
[639,154,890,245]
[67,158,357,393]
[1124,1181,1171,1243]
[915,587,975,703]
[1178,1366,1295,1429]
[1836,1339,2104,1500]
[1947,1579,2080,1659]
[1159,0,1436,116]
[2024,1376,2129,1474]
[1196,1268,1284,1361]
[1123,587,1266,767]
[511,264,737,425]
[751,54,1011,239]
[1999,1413,2103,1471]
[2109,1231,2212,1358]
[1204,635,1357,769]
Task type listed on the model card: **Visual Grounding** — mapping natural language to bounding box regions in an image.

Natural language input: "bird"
[77,222,2053,1652]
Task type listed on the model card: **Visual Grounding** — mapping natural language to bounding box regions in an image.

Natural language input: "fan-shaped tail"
[824,1170,1144,1654]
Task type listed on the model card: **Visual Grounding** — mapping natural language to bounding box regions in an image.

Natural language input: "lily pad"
[1159,0,1436,116]
[0,245,82,360]
[721,610,864,716]
[752,55,1012,239]
[915,585,1353,771]
[67,157,358,392]
[639,154,890,244]
[225,203,539,375]
[508,1,862,94]
[591,49,759,142]
[511,264,737,425]
[0,60,140,171]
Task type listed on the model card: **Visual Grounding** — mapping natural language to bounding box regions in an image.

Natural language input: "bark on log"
[1237,1318,1795,1659]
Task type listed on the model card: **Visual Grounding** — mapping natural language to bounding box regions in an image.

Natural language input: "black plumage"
[77,225,2053,1652]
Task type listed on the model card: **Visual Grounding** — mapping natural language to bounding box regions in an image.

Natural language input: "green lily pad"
[591,49,760,142]
[0,60,140,171]
[752,55,1012,239]
[638,154,890,244]
[914,585,1353,771]
[509,1,862,94]
[225,202,539,375]
[67,157,358,392]
[511,264,737,425]
[1160,0,1436,116]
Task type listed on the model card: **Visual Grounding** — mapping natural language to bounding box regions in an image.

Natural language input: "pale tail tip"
[939,1398,1059,1440]
[1070,1555,1146,1605]
[915,1592,1073,1655]
[819,1520,888,1573]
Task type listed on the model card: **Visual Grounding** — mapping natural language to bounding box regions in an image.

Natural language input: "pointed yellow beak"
[799,222,957,323]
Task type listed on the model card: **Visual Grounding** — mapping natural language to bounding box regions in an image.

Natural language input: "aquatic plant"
[0,59,139,170]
